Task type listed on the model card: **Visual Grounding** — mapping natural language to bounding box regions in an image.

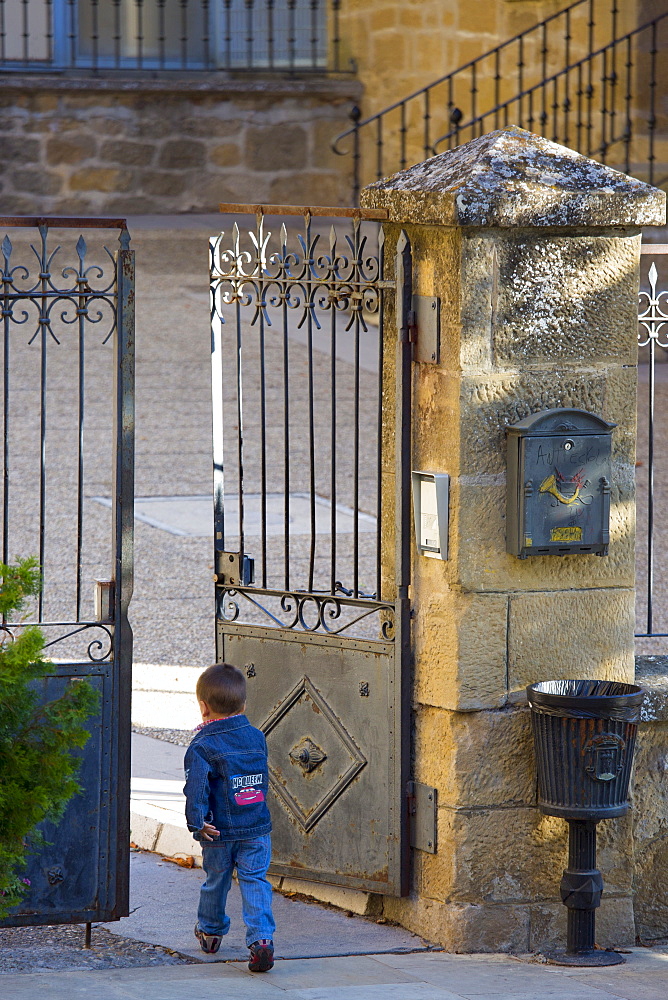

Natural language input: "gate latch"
[215,551,255,587]
[407,780,437,853]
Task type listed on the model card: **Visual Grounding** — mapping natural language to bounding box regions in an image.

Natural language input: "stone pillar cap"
[360,126,666,228]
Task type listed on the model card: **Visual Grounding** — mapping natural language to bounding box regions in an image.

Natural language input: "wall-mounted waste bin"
[527,679,644,966]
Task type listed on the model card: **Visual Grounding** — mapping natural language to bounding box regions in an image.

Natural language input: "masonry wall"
[0,76,360,215]
[339,0,644,122]
[361,126,666,954]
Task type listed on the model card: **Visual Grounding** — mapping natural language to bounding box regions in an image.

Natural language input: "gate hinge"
[215,551,255,587]
[408,309,418,344]
[412,295,440,363]
[407,780,437,854]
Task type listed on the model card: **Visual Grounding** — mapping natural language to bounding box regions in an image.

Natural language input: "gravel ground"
[132,724,194,747]
[0,922,196,974]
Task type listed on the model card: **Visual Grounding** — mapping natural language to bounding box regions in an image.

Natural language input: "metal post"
[111,227,135,918]
[547,819,624,966]
[395,229,413,895]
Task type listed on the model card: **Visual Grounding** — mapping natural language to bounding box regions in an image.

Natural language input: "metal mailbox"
[506,408,615,559]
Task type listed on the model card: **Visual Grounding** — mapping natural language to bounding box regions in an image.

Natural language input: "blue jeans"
[198,835,275,946]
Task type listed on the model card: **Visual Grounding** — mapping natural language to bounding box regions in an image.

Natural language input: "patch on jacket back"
[231,773,265,805]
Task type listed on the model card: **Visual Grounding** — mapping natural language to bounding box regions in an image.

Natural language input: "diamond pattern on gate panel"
[261,676,367,832]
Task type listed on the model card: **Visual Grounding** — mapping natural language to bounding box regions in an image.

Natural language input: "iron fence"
[0,0,343,73]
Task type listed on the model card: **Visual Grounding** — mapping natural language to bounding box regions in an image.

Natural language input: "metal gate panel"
[219,624,404,893]
[0,218,134,926]
[211,208,411,895]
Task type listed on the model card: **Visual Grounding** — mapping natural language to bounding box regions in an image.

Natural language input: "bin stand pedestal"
[546,820,625,967]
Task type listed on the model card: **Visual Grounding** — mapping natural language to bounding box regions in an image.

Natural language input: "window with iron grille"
[0,0,334,72]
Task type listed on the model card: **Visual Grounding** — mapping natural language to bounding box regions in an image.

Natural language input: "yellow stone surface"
[367,128,657,953]
[412,592,508,710]
[508,589,636,698]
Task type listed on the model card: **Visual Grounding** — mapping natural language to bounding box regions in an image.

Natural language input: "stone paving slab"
[103,850,429,963]
[3,951,668,1000]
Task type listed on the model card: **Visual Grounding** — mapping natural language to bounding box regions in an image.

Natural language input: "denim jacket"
[183,715,272,842]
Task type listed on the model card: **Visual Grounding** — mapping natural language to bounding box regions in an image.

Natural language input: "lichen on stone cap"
[360,125,666,229]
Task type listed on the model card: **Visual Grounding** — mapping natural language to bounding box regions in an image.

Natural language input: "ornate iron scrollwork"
[639,261,668,348]
[0,621,113,662]
[215,585,395,642]
[1,229,119,347]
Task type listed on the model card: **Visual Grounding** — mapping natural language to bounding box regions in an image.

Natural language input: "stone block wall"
[362,127,666,954]
[633,657,668,944]
[0,75,360,215]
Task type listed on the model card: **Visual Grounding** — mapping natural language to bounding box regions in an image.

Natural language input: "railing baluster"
[376,116,383,183]
[350,104,361,205]
[423,89,431,160]
[267,0,274,70]
[202,0,211,69]
[45,0,53,64]
[623,34,632,175]
[494,49,501,130]
[136,0,143,71]
[113,0,122,68]
[609,0,618,146]
[586,0,594,154]
[541,21,548,132]
[563,9,571,145]
[648,20,657,186]
[67,0,76,67]
[21,0,27,64]
[0,1,4,65]
[310,0,318,70]
[288,0,296,73]
[518,35,524,126]
[182,0,190,70]
[224,0,232,69]
[157,0,166,69]
[399,102,407,171]
[245,0,253,70]
[332,0,341,72]
[601,47,608,161]
[552,77,559,142]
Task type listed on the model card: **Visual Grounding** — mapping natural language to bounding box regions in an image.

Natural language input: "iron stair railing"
[334,1,668,201]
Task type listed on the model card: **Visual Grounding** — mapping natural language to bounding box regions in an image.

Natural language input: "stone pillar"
[361,126,665,953]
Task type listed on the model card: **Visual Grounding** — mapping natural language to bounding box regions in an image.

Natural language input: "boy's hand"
[199,822,220,842]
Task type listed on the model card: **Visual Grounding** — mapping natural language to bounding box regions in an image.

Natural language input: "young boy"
[184,662,275,972]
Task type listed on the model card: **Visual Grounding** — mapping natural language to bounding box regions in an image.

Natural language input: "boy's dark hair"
[196,662,246,716]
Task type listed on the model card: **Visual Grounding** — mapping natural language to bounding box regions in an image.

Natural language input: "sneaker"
[248,939,274,972]
[194,923,222,954]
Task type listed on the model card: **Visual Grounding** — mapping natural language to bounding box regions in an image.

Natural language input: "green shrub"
[0,558,99,918]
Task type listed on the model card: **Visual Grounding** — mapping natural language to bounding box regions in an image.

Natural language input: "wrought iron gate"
[0,217,134,925]
[211,206,411,894]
